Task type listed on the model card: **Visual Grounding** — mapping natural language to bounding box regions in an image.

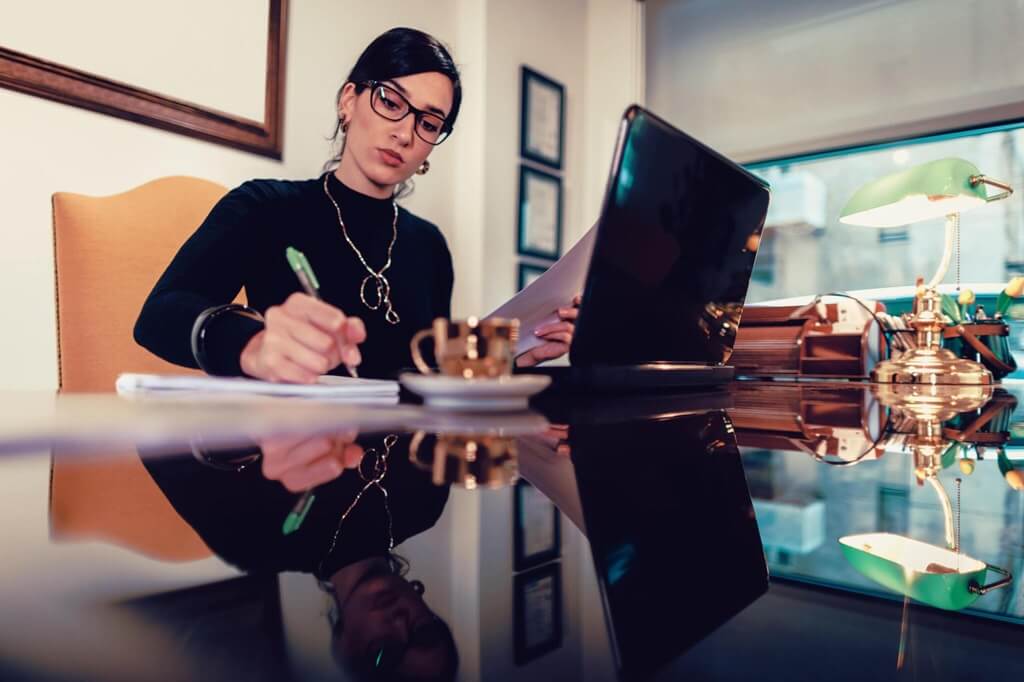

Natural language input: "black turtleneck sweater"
[141,435,451,579]
[134,173,453,379]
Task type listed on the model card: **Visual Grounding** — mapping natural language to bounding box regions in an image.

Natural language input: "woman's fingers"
[283,293,348,335]
[342,443,365,469]
[261,434,333,479]
[242,295,367,383]
[535,321,574,337]
[279,457,344,492]
[281,293,363,369]
[538,331,573,345]
[518,340,571,366]
[260,431,362,489]
[264,333,332,380]
[344,316,367,345]
[286,320,343,370]
[556,306,579,321]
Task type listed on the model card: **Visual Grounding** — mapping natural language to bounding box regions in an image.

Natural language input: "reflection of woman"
[142,432,457,680]
[134,27,575,382]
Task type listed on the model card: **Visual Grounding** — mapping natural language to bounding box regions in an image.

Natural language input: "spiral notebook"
[115,373,400,403]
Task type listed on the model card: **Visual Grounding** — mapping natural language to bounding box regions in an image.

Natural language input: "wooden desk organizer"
[731,302,884,379]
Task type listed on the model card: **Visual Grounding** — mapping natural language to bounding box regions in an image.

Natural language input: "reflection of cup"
[411,316,519,379]
[409,431,518,489]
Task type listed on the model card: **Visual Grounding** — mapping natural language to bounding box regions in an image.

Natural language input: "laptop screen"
[571,106,770,367]
[570,408,768,679]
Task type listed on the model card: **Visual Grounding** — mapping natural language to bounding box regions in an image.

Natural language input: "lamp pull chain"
[955,476,962,569]
[955,213,961,292]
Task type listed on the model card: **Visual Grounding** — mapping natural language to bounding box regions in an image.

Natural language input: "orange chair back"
[50,176,230,562]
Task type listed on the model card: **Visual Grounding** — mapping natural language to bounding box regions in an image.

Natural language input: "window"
[747,124,1024,303]
[746,123,1024,375]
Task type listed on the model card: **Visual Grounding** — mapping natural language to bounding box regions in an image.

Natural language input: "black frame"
[513,479,561,571]
[520,66,565,169]
[514,562,563,665]
[518,262,551,291]
[517,164,564,260]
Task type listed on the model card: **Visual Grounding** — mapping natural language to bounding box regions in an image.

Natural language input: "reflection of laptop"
[569,409,768,680]
[525,105,770,390]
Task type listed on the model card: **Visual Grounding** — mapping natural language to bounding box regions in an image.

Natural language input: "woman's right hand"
[240,293,366,383]
[260,429,364,492]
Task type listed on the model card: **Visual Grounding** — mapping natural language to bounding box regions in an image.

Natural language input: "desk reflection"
[7,383,1023,681]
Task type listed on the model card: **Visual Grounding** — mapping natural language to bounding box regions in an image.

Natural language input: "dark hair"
[324,27,462,195]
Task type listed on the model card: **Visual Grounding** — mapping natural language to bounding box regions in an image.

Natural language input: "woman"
[143,429,459,680]
[135,27,576,381]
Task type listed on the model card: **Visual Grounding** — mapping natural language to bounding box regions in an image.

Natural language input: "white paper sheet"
[115,373,399,401]
[488,224,597,355]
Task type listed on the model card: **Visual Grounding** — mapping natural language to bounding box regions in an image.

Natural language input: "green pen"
[285,246,359,379]
[283,490,317,535]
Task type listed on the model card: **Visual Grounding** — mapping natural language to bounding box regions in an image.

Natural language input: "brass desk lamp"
[840,159,1013,385]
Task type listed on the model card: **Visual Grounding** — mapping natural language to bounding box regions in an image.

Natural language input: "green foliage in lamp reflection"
[941,442,961,470]
[940,293,962,324]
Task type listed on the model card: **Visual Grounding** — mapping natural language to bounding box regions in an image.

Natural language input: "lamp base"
[871,347,992,385]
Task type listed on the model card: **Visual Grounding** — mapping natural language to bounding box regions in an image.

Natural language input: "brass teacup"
[411,316,519,379]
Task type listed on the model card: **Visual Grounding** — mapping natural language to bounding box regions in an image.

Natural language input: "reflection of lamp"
[838,383,1012,611]
[840,158,1013,385]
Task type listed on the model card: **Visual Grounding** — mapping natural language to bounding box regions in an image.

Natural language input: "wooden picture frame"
[0,0,288,159]
[514,478,561,572]
[517,164,563,260]
[514,562,563,665]
[520,66,565,170]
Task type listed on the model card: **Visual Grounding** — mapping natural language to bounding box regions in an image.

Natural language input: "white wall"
[479,0,588,315]
[646,0,1024,162]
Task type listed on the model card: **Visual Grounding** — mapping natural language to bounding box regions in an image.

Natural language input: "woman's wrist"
[239,330,266,378]
[191,304,265,376]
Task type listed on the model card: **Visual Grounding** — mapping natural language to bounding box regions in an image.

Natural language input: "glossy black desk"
[0,381,1022,681]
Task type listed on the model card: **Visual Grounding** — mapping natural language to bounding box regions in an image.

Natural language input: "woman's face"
[335,573,451,678]
[338,72,454,194]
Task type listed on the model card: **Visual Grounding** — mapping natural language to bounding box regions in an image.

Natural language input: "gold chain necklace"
[323,174,401,324]
[318,434,398,576]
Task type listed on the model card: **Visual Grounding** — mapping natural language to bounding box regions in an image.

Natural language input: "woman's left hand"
[515,294,581,368]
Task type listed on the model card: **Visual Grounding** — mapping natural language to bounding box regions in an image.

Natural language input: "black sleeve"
[134,182,266,376]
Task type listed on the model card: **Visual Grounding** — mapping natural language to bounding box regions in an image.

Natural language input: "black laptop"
[524,105,770,390]
[568,406,768,680]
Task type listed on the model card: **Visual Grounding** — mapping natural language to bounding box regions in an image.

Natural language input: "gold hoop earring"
[416,160,430,176]
[339,116,349,134]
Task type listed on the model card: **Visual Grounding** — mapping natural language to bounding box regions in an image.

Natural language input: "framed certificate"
[514,562,563,665]
[517,165,563,260]
[518,262,550,291]
[513,479,561,571]
[520,66,565,169]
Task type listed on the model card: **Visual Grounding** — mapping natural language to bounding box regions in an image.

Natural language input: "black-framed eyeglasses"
[363,80,451,145]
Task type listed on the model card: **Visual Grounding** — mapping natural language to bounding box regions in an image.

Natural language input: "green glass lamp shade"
[840,158,988,227]
[839,533,1009,611]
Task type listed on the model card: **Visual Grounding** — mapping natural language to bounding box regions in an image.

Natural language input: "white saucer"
[399,373,551,411]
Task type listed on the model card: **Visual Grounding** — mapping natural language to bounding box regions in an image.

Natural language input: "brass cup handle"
[409,430,428,460]
[969,563,1013,595]
[410,329,436,374]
